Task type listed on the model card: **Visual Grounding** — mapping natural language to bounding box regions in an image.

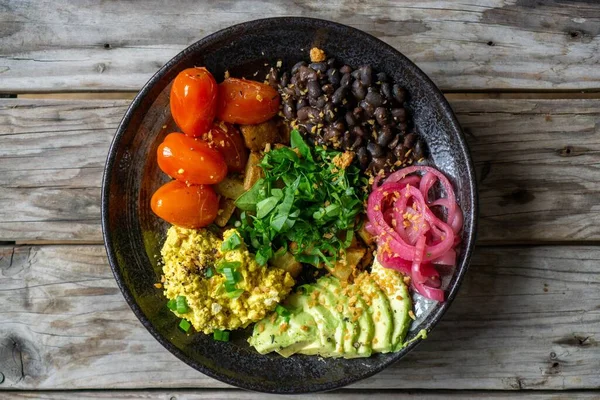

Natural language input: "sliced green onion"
[205,267,214,278]
[167,299,177,311]
[221,232,242,251]
[214,329,230,342]
[176,295,189,314]
[216,260,241,272]
[224,281,237,292]
[275,304,290,317]
[179,319,191,332]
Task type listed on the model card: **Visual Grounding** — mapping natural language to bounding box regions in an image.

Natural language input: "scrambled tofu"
[161,226,295,334]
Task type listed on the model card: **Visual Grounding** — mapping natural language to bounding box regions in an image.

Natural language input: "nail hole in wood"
[487,41,495,46]
[569,31,581,39]
[104,43,111,49]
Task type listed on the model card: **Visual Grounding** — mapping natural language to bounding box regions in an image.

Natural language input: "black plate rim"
[101,16,478,394]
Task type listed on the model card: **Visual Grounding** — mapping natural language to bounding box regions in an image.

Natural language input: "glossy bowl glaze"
[102,17,477,393]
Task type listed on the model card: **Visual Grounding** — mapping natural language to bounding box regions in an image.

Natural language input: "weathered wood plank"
[1,0,599,92]
[5,389,600,399]
[2,98,600,243]
[1,244,599,390]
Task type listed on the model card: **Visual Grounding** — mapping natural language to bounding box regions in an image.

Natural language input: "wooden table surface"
[1,1,600,398]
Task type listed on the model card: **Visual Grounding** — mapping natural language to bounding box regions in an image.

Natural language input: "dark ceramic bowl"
[102,17,477,393]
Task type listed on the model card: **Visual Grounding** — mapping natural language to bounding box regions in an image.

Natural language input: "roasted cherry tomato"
[151,180,219,228]
[217,78,280,125]
[157,132,227,184]
[200,122,248,173]
[170,67,218,137]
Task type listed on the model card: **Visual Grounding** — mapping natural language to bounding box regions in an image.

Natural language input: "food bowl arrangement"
[101,17,477,393]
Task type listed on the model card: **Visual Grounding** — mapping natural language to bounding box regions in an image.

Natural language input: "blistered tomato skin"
[201,122,248,173]
[170,67,218,137]
[217,78,280,125]
[157,132,227,184]
[151,180,219,228]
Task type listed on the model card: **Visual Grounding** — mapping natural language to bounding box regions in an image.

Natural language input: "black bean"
[352,106,364,121]
[357,146,369,168]
[304,123,316,135]
[392,84,406,104]
[296,98,309,110]
[283,102,295,119]
[309,62,327,73]
[299,65,318,82]
[381,82,392,100]
[393,145,407,159]
[377,125,394,146]
[358,65,372,86]
[340,65,352,74]
[342,130,354,148]
[345,111,357,127]
[376,72,388,83]
[359,100,375,117]
[323,102,336,122]
[327,58,337,67]
[352,80,367,100]
[387,133,401,149]
[322,83,335,95]
[280,72,290,88]
[290,74,298,86]
[374,107,388,126]
[396,121,408,132]
[414,139,426,159]
[340,73,351,88]
[351,136,364,150]
[367,142,384,158]
[267,68,278,88]
[365,88,384,107]
[297,106,320,122]
[391,107,407,122]
[282,86,295,98]
[324,126,341,142]
[370,156,387,173]
[327,68,341,86]
[332,120,346,133]
[331,86,347,105]
[309,95,326,109]
[351,69,361,79]
[291,61,306,75]
[307,80,322,98]
[294,85,304,97]
[403,133,416,148]
[352,125,366,137]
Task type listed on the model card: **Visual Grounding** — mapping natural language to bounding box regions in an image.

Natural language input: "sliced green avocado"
[313,277,347,357]
[353,295,374,357]
[318,276,359,358]
[287,285,338,356]
[248,295,317,355]
[358,274,394,353]
[371,258,412,351]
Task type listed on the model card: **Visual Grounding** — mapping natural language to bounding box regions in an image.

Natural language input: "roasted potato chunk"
[240,120,279,151]
[214,177,245,200]
[214,198,236,227]
[243,152,263,190]
[325,247,367,281]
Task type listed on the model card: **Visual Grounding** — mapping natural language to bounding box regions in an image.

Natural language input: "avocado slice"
[248,295,317,355]
[286,285,338,356]
[352,295,374,357]
[371,258,412,351]
[318,276,360,357]
[313,277,350,357]
[357,273,393,353]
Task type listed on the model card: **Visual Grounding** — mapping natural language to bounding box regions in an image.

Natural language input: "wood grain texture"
[1,244,599,390]
[2,98,600,243]
[1,0,599,92]
[5,389,600,399]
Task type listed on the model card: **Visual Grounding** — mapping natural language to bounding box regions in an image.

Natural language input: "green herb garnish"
[275,304,290,317]
[234,130,366,267]
[214,329,230,341]
[175,295,189,314]
[221,232,243,251]
[205,267,214,278]
[167,299,177,311]
[179,319,191,332]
